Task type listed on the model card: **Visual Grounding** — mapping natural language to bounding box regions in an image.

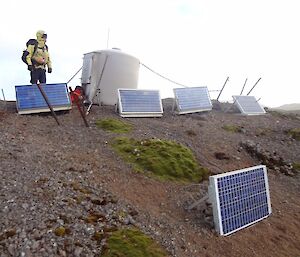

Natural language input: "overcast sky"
[0,0,299,107]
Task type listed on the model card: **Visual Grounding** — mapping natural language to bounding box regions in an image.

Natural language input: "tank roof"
[83,49,138,60]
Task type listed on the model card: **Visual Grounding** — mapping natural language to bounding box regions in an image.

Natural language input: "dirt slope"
[0,100,299,257]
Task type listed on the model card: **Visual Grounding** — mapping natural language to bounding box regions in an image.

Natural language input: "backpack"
[21,39,48,65]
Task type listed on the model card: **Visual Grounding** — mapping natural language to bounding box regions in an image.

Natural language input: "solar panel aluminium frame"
[232,95,266,115]
[117,88,163,117]
[15,83,72,114]
[173,86,213,114]
[209,165,272,236]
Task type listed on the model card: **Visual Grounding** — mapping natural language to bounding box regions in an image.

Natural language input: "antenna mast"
[106,28,110,49]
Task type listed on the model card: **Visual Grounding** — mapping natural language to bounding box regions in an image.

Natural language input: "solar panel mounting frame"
[173,86,213,114]
[232,95,266,115]
[117,88,163,117]
[209,165,272,236]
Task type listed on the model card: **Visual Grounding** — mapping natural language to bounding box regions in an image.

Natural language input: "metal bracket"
[187,194,209,211]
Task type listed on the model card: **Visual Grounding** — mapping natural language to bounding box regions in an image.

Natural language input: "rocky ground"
[0,99,300,257]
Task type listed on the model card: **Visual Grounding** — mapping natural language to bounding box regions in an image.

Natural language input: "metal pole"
[240,78,248,95]
[247,77,261,95]
[36,83,60,125]
[107,28,110,49]
[67,66,83,84]
[69,87,89,127]
[216,76,229,101]
[1,89,6,110]
[86,55,109,115]
[1,89,6,101]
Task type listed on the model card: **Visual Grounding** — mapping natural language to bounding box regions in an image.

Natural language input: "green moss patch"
[85,213,106,224]
[293,162,300,171]
[222,125,243,133]
[96,118,132,133]
[287,128,300,141]
[102,228,168,257]
[255,128,273,136]
[54,226,71,236]
[112,137,209,183]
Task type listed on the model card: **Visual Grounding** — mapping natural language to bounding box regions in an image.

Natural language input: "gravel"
[0,100,300,257]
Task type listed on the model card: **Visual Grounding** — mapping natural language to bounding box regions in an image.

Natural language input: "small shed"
[81,49,140,106]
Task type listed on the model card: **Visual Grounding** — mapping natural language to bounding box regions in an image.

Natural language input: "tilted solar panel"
[117,89,163,117]
[209,165,271,236]
[15,83,71,114]
[173,87,212,114]
[233,95,266,115]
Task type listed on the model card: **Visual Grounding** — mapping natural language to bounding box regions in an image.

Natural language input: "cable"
[67,66,83,85]
[140,62,221,93]
[140,62,190,88]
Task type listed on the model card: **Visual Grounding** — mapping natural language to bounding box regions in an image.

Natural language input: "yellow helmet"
[36,30,47,40]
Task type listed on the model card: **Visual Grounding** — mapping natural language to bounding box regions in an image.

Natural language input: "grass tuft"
[293,162,300,171]
[112,137,209,183]
[287,128,300,141]
[222,125,243,133]
[54,226,67,236]
[96,118,132,133]
[102,228,168,257]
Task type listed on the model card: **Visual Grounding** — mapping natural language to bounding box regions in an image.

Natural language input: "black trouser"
[30,68,46,84]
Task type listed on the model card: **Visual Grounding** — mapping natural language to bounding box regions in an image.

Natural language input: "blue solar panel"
[173,87,212,114]
[118,89,163,117]
[209,165,271,236]
[15,83,71,114]
[233,95,266,115]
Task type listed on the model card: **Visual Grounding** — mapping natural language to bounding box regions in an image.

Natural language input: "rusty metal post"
[216,76,229,101]
[1,89,7,110]
[247,78,262,95]
[36,83,60,125]
[69,87,89,127]
[240,78,248,95]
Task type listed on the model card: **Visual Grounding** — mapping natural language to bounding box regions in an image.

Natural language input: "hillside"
[273,103,300,111]
[0,100,300,257]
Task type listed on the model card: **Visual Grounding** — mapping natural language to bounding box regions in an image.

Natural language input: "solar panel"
[15,83,72,114]
[209,165,271,236]
[173,87,212,114]
[117,89,163,117]
[233,95,266,115]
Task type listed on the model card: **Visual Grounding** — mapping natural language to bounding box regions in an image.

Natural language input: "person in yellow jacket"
[26,30,52,84]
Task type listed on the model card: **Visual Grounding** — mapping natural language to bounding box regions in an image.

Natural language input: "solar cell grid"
[15,83,71,114]
[118,89,163,117]
[233,95,266,115]
[173,87,212,114]
[209,165,271,235]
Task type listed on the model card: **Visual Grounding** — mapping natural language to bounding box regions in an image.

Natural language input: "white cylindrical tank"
[81,49,140,105]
